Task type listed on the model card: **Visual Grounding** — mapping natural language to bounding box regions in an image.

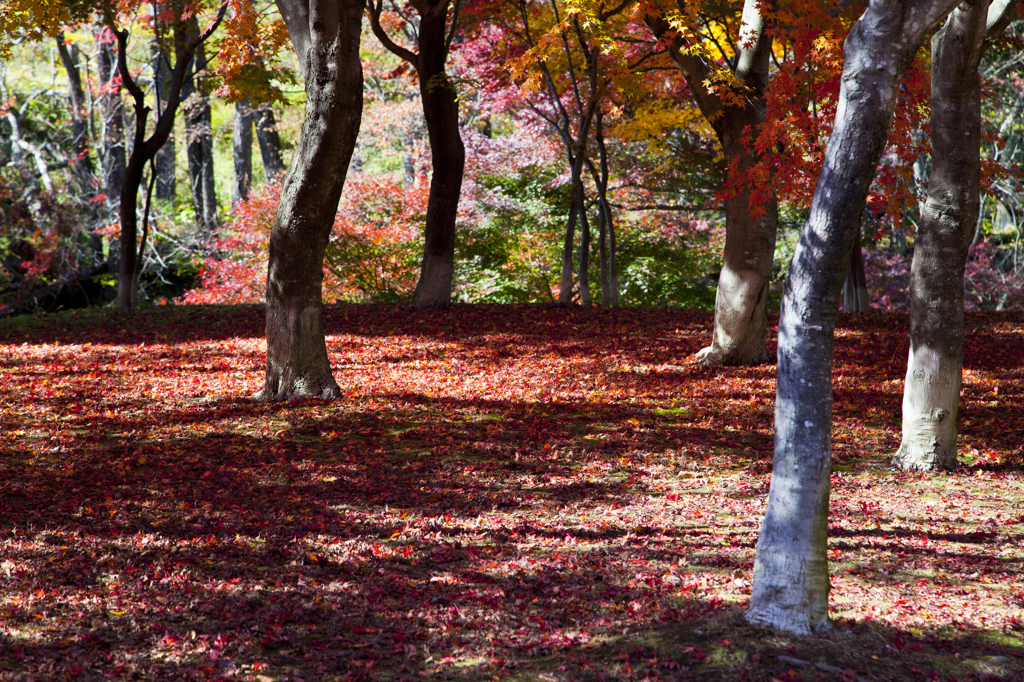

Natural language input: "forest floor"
[0,304,1022,682]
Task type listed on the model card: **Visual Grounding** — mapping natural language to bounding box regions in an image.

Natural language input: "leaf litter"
[0,305,1022,681]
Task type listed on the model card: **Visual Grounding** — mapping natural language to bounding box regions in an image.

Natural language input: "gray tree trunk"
[647,0,777,365]
[96,29,126,276]
[151,43,176,203]
[254,104,285,178]
[256,0,363,402]
[176,23,219,237]
[746,0,961,634]
[893,0,1021,471]
[843,225,870,312]
[233,99,253,203]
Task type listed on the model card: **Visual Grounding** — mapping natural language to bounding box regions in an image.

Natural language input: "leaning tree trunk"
[578,185,593,306]
[257,0,364,401]
[893,0,1015,471]
[411,9,465,308]
[746,0,961,634]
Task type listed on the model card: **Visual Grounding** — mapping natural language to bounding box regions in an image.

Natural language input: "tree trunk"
[254,104,286,178]
[558,183,579,305]
[177,25,219,236]
[578,187,593,307]
[647,0,777,365]
[56,37,104,259]
[746,0,961,634]
[843,225,870,312]
[55,39,96,196]
[258,0,363,401]
[151,43,176,203]
[96,29,127,277]
[113,5,227,309]
[233,99,253,203]
[411,11,464,308]
[893,0,1014,471]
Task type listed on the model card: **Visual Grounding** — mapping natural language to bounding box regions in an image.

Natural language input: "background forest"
[0,0,1023,315]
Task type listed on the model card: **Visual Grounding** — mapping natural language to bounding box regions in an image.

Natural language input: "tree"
[893,0,1021,471]
[111,1,227,308]
[746,0,961,634]
[176,13,220,236]
[95,26,127,229]
[255,0,364,401]
[645,0,777,364]
[366,0,465,308]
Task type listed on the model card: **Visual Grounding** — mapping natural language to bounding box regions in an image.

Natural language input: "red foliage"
[1,306,1022,679]
[181,175,430,305]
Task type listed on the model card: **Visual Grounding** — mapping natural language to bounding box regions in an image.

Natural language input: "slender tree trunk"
[233,99,253,203]
[96,31,126,221]
[893,0,1015,471]
[558,183,579,305]
[258,0,363,401]
[746,0,960,634]
[844,225,870,312]
[56,37,104,258]
[578,187,593,306]
[55,39,96,195]
[113,5,227,308]
[151,43,176,203]
[254,104,285,178]
[411,10,464,308]
[598,201,609,304]
[177,24,219,236]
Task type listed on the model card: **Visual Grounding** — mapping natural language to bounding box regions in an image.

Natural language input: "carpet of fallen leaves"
[1,305,1023,682]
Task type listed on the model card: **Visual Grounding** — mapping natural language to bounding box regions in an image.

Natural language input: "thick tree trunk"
[746,0,960,634]
[151,43,176,203]
[254,104,286,178]
[648,1,777,365]
[233,99,253,203]
[844,225,870,312]
[258,0,363,401]
[410,10,464,308]
[893,0,1012,471]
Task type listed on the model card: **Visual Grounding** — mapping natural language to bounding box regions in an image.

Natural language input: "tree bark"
[254,103,285,179]
[558,185,580,304]
[233,99,253,202]
[746,0,961,634]
[578,187,593,306]
[367,0,465,308]
[96,29,127,222]
[647,0,777,365]
[151,42,176,203]
[55,38,96,196]
[113,4,226,308]
[843,225,870,312]
[257,0,363,401]
[177,21,219,236]
[893,0,1019,471]
[411,8,464,308]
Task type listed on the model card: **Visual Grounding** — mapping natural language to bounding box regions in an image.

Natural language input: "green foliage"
[613,216,718,309]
